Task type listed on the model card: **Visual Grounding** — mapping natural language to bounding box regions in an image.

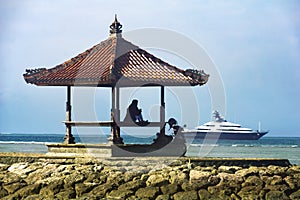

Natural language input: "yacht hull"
[182,131,268,140]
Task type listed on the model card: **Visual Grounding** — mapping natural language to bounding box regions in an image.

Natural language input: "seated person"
[124,99,149,125]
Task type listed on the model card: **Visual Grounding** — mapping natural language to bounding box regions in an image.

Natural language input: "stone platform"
[46,144,112,157]
[46,143,187,157]
[0,152,292,167]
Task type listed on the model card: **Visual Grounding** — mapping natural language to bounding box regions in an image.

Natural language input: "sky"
[0,0,300,137]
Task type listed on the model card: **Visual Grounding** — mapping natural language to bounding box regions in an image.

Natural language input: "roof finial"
[110,14,122,35]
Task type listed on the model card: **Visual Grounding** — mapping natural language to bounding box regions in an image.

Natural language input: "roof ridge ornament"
[184,69,209,85]
[109,14,122,36]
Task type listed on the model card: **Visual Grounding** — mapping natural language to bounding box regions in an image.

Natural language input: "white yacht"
[183,111,268,140]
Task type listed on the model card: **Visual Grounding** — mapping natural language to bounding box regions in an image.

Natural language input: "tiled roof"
[23,34,209,87]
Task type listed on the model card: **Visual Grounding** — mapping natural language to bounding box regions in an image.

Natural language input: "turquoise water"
[0,133,299,165]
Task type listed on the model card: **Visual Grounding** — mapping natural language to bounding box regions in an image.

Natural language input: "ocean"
[0,133,299,165]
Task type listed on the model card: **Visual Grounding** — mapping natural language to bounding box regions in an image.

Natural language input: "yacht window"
[206,125,214,127]
[220,125,240,127]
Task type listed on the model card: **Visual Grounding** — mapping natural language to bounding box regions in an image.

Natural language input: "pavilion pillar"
[63,86,75,144]
[116,86,121,126]
[109,86,123,144]
[160,86,165,135]
[115,86,121,141]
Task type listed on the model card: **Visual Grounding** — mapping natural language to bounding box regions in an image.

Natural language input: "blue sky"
[0,0,299,137]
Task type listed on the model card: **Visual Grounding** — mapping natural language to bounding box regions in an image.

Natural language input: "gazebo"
[23,16,209,146]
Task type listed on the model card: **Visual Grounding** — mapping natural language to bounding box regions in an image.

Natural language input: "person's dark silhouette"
[124,100,149,125]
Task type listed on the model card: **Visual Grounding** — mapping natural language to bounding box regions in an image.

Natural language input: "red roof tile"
[24,25,208,87]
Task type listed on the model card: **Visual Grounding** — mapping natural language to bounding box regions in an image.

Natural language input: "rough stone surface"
[160,183,179,195]
[107,189,134,199]
[55,188,76,199]
[290,190,300,200]
[173,191,198,200]
[265,190,289,200]
[155,194,170,200]
[284,176,300,190]
[88,183,113,198]
[3,182,27,194]
[118,179,145,191]
[0,187,8,198]
[242,175,263,187]
[169,170,187,184]
[198,189,213,199]
[0,164,9,171]
[135,187,160,199]
[146,174,169,187]
[218,165,242,174]
[0,156,299,199]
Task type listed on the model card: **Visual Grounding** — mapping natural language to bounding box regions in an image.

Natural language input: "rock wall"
[0,156,299,199]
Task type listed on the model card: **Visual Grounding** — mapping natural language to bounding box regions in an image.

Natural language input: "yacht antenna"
[258,121,261,132]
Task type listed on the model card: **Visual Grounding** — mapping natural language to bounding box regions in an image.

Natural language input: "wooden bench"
[63,121,113,127]
[63,121,165,128]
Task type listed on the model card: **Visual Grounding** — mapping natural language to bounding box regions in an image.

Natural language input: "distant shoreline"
[1,132,300,138]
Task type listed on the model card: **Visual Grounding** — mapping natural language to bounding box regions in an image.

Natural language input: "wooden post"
[63,86,75,144]
[109,86,123,144]
[160,86,165,135]
[109,87,115,143]
[116,86,121,136]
